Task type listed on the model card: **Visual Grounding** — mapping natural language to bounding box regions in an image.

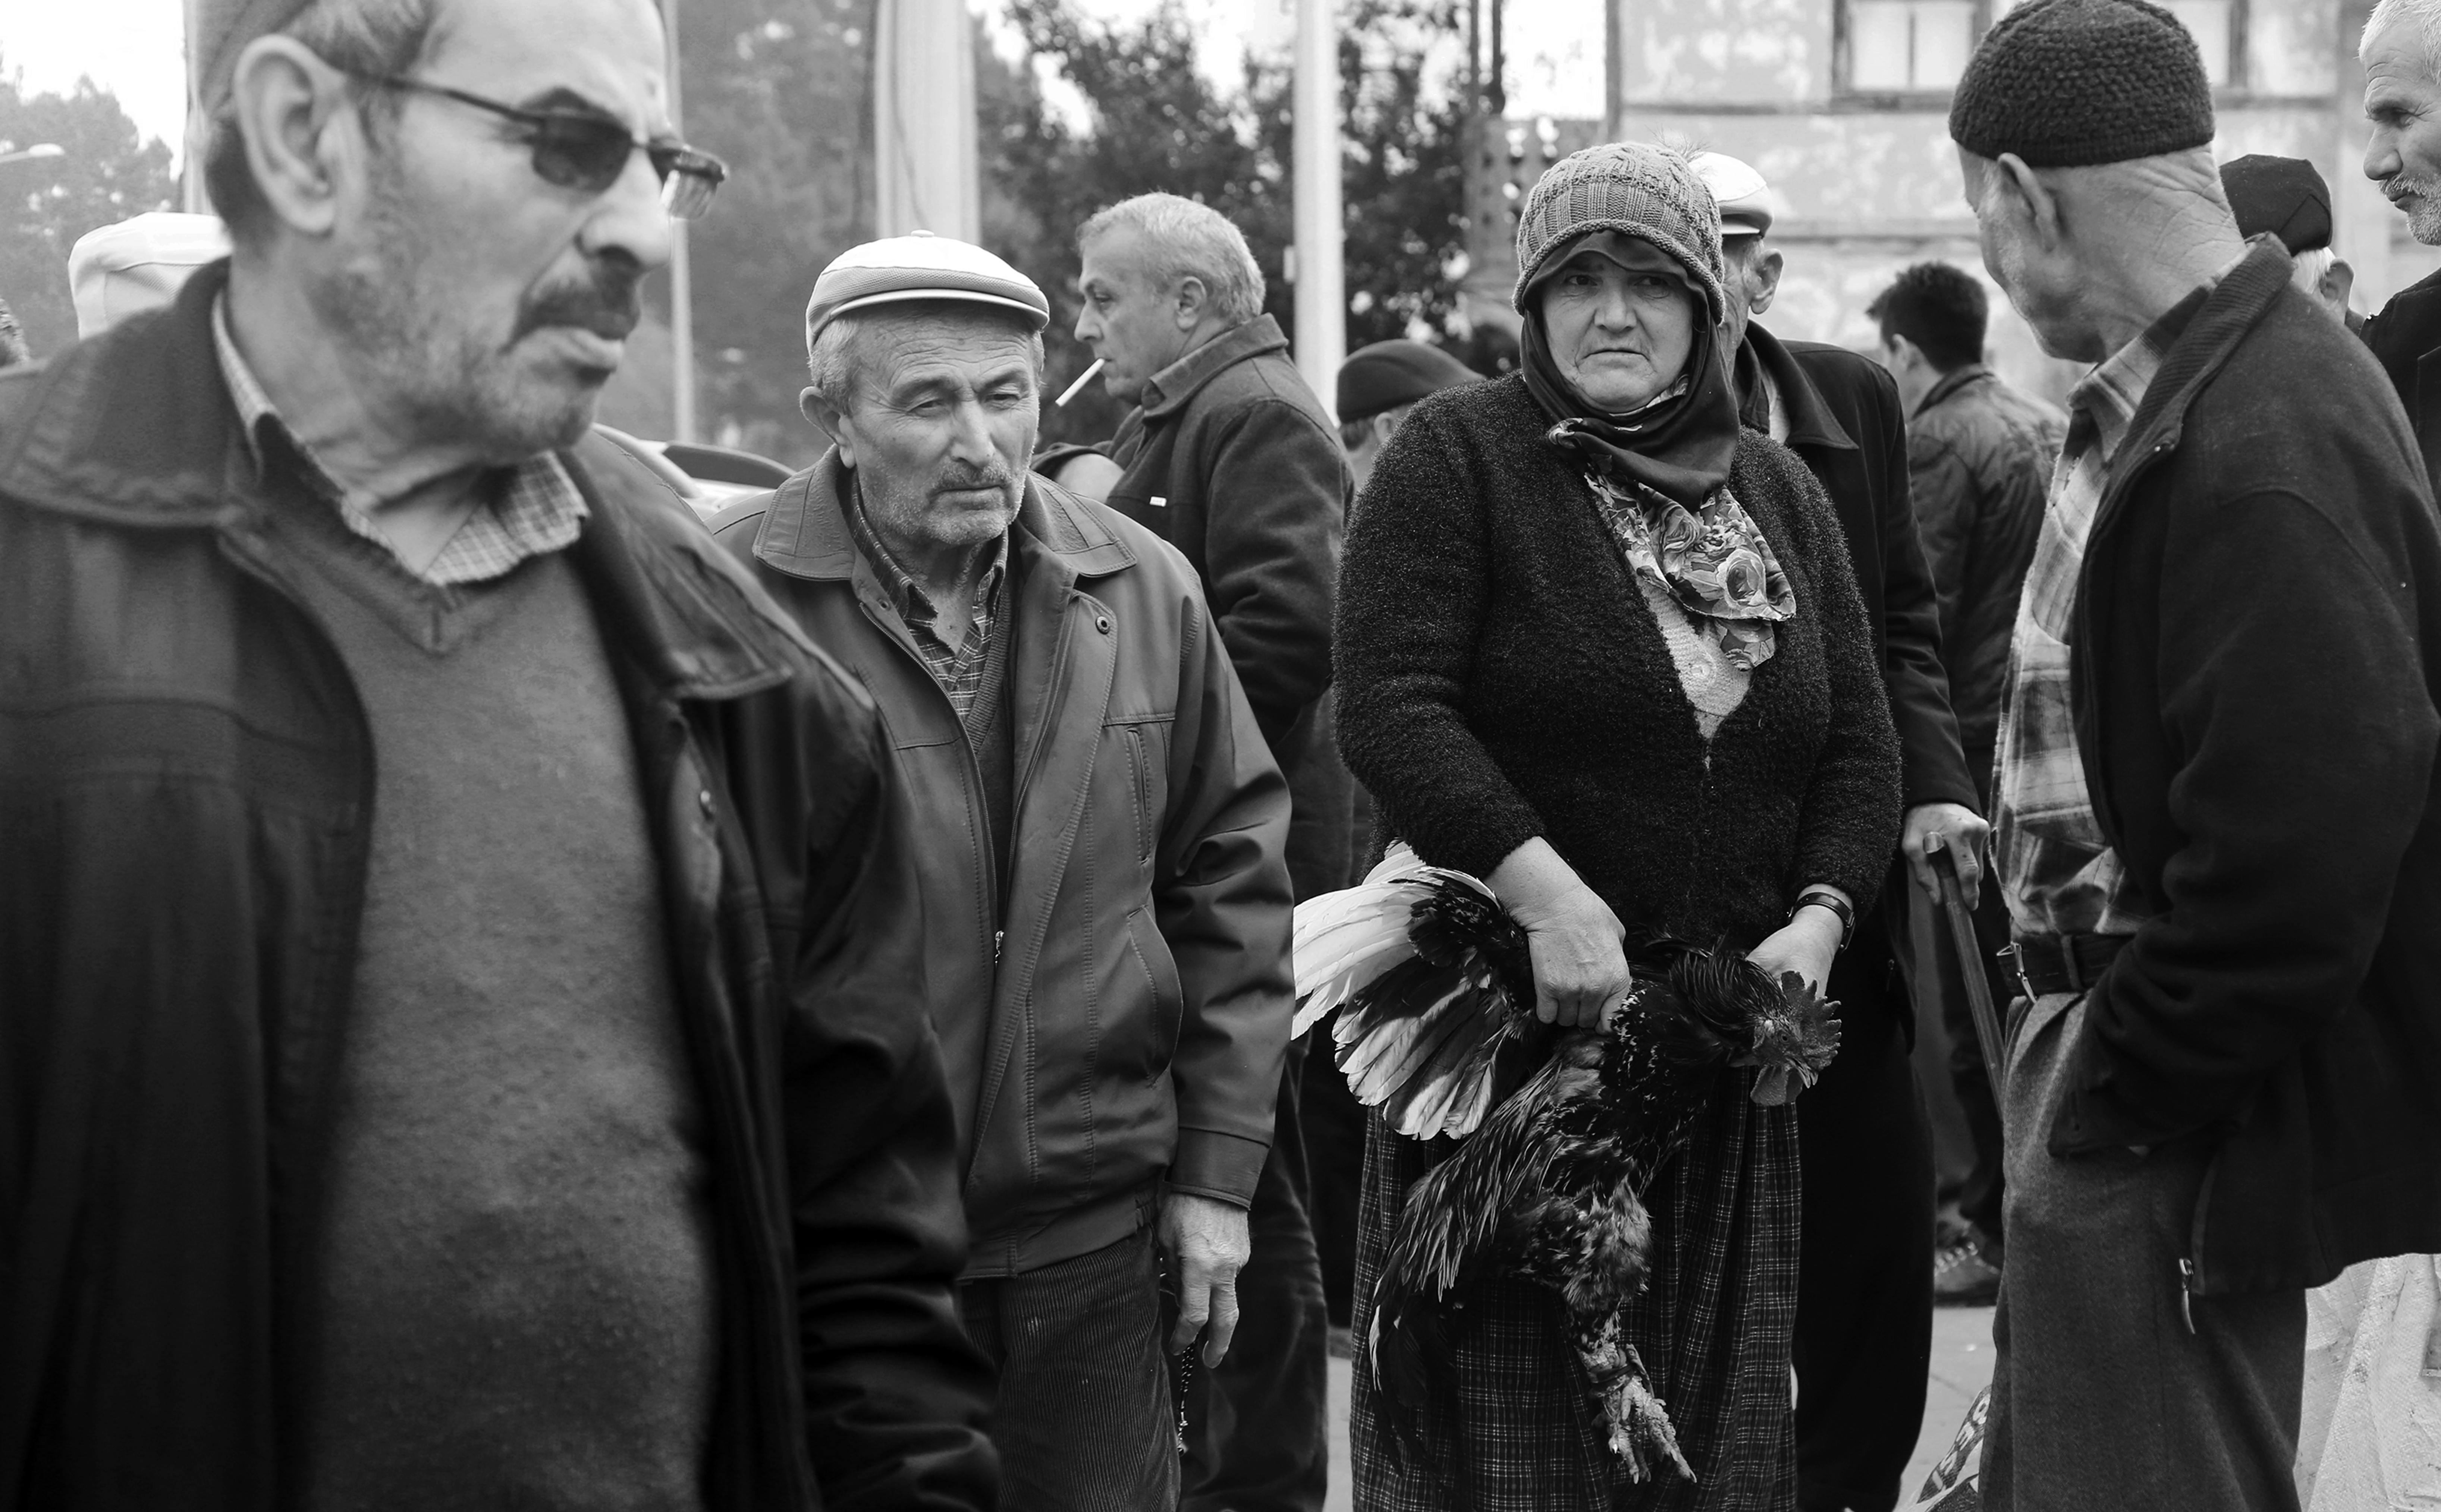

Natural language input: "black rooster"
[1293,853,1841,1483]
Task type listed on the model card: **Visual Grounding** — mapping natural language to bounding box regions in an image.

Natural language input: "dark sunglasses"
[350,73,728,220]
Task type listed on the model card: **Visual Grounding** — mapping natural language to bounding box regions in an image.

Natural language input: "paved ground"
[1319,1304,1997,1511]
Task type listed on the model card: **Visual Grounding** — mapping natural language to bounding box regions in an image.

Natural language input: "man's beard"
[309,160,643,463]
[2397,176,2441,246]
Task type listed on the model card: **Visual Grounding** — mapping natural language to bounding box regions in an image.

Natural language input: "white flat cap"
[69,213,231,339]
[804,232,1049,355]
[1687,152,1781,239]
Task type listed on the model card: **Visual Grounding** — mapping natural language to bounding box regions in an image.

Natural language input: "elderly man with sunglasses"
[0,2,997,1510]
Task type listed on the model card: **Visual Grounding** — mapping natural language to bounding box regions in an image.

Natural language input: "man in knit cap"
[2219,154,2356,321]
[0,1,1000,1507]
[2362,0,2441,482]
[1954,0,2441,1505]
[1692,147,1982,1512]
[710,232,1296,1512]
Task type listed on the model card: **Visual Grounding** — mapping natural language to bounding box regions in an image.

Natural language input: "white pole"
[1292,0,1344,418]
[665,0,698,443]
[873,0,980,239]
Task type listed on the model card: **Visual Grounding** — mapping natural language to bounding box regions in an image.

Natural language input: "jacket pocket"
[1122,904,1185,1086]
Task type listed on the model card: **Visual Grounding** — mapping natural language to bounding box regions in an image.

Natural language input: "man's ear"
[1172,275,1209,331]
[2322,256,2357,316]
[1882,332,1924,374]
[1749,245,1785,316]
[800,385,857,466]
[1995,152,2063,252]
[230,36,362,242]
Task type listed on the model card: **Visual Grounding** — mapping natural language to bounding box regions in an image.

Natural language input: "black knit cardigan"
[1335,374,1902,947]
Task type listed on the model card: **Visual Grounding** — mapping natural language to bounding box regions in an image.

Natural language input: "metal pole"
[183,0,212,211]
[1292,0,1344,418]
[665,0,698,443]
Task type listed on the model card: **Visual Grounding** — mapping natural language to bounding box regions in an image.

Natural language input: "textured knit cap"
[68,213,232,339]
[2219,155,2332,253]
[1512,141,1728,328]
[194,0,314,113]
[1336,340,1482,423]
[803,233,1050,356]
[1950,0,2214,168]
[1688,151,1777,238]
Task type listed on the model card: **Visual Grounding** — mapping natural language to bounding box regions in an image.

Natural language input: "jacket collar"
[1917,363,1995,417]
[1140,314,1289,420]
[0,257,799,702]
[749,450,1138,585]
[1739,322,1856,452]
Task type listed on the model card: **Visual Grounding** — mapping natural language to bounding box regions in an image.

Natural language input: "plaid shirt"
[844,482,1008,724]
[1992,293,2209,941]
[212,297,586,586]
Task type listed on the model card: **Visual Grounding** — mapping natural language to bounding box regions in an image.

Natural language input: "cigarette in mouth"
[1056,359,1106,407]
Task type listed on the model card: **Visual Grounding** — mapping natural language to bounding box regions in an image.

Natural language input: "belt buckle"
[2002,942,2034,1002]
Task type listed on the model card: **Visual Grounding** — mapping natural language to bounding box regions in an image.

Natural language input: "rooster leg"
[1572,1317,1695,1484]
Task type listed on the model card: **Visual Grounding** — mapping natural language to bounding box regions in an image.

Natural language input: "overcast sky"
[2,0,1604,170]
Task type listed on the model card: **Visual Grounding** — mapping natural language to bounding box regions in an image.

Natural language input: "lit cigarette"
[1056,359,1106,407]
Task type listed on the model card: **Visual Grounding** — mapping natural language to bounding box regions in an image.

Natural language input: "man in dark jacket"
[713,234,1296,1510]
[2362,7,2441,485]
[1050,192,1347,1512]
[1867,259,2065,1303]
[0,2,996,1507]
[1694,149,1985,1512]
[1957,2,2441,1505]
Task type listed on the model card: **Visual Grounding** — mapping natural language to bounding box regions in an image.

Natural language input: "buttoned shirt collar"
[211,294,587,586]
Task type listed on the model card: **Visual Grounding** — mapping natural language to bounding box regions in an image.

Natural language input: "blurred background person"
[2221,154,2353,319]
[1866,258,2064,1313]
[1049,189,1347,1512]
[2364,0,2441,489]
[0,297,26,367]
[67,211,232,338]
[1695,147,1980,1512]
[714,233,1296,1512]
[1337,138,1901,1508]
[1302,334,1485,1340]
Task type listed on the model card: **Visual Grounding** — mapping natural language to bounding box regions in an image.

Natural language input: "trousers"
[959,1229,1178,1512]
[1184,1041,1331,1512]
[1980,991,2306,1512]
[1794,916,1936,1512]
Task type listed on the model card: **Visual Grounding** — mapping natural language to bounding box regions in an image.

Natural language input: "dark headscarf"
[1519,230,1741,510]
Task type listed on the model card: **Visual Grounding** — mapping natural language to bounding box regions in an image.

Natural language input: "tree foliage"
[0,59,177,360]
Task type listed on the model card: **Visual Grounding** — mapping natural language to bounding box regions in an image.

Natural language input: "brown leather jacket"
[713,463,1295,1276]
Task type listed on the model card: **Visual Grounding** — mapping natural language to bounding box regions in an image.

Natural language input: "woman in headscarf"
[1334,141,1901,1509]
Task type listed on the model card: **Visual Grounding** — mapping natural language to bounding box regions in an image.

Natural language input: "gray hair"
[805,301,1047,414]
[205,0,439,249]
[2366,0,2441,64]
[1078,193,1266,325]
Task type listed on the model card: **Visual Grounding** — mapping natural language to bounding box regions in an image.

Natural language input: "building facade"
[1464,0,2424,402]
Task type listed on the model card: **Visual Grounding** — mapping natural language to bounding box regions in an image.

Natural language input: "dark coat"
[2052,237,2441,1295]
[710,462,1294,1276]
[0,265,997,1511]
[1747,324,1979,816]
[1100,314,1354,899]
[1903,365,2064,805]
[2362,262,2441,489]
[1334,373,1903,948]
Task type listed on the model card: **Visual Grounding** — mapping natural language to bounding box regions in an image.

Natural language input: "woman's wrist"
[1789,884,1854,951]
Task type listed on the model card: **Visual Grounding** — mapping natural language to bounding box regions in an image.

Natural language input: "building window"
[1847,0,1977,92]
[1841,0,2239,95]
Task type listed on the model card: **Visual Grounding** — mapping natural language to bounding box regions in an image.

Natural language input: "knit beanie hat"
[2219,154,2333,252]
[1950,0,2214,168]
[1512,141,1728,327]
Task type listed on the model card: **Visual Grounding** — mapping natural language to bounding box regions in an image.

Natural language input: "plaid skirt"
[1348,1077,1801,1512]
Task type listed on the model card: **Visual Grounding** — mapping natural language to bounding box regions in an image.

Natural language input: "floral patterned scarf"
[1585,470,1796,670]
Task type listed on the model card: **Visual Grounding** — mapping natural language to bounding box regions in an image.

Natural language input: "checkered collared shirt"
[1991,290,2211,942]
[212,296,587,586]
[843,481,1008,724]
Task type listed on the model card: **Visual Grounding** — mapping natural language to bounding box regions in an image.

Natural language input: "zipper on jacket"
[994,929,1005,966]
[2177,1256,2197,1334]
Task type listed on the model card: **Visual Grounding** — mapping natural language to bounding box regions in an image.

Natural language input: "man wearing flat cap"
[0,0,1000,1508]
[1691,146,1984,1512]
[1954,0,2441,1505]
[1337,337,1481,492]
[711,233,1297,1511]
